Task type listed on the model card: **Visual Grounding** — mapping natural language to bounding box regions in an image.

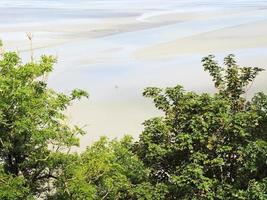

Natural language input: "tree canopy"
[0,51,88,199]
[0,51,266,199]
[136,54,267,199]
[49,136,167,200]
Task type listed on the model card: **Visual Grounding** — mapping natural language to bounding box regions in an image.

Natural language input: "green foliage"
[1,50,266,200]
[0,40,3,56]
[202,54,264,106]
[136,54,267,199]
[51,136,166,200]
[0,52,88,198]
[0,166,33,200]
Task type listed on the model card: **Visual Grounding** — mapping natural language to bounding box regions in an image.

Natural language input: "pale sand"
[135,20,267,60]
[1,7,267,149]
[0,8,241,53]
[0,17,141,52]
[66,99,162,150]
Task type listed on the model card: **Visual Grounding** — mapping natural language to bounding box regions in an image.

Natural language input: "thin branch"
[26,32,34,62]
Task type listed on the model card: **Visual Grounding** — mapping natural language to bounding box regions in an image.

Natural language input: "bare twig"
[26,32,34,62]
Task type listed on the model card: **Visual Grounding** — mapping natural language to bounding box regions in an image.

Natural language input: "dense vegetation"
[0,43,266,199]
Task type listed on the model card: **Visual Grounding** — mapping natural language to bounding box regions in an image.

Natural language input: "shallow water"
[1,0,267,23]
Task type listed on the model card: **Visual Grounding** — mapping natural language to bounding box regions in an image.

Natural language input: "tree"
[136,54,267,199]
[0,39,3,55]
[0,51,88,199]
[51,136,167,200]
[1,47,266,200]
[0,166,32,200]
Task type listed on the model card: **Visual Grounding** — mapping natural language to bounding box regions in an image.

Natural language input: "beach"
[1,0,267,149]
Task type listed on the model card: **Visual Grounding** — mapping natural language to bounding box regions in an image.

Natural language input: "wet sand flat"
[1,1,267,149]
[136,19,267,59]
